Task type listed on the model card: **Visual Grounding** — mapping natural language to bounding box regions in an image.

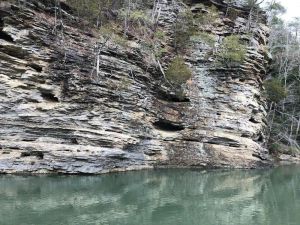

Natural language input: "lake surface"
[0,166,300,225]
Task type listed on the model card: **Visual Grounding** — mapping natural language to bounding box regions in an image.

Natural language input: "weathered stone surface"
[0,0,271,174]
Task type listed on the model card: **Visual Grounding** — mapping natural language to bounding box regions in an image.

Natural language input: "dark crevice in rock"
[257,135,264,142]
[249,117,260,124]
[71,138,78,144]
[181,138,202,142]
[21,151,44,159]
[0,18,14,42]
[2,151,11,154]
[0,31,13,42]
[7,146,20,150]
[157,95,190,102]
[216,126,234,131]
[21,138,36,142]
[28,63,43,72]
[144,151,158,156]
[153,119,185,132]
[107,153,128,160]
[206,137,241,147]
[241,133,251,138]
[41,92,59,102]
[252,153,267,161]
[156,90,190,103]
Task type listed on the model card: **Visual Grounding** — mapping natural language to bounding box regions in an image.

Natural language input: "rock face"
[0,0,271,174]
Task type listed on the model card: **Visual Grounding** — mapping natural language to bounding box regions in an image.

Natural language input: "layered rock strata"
[0,0,271,173]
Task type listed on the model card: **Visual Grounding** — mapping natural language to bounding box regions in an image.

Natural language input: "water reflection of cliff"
[0,166,299,225]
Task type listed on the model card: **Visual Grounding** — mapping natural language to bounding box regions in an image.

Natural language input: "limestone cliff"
[0,0,271,174]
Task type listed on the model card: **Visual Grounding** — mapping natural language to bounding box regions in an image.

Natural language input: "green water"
[0,166,300,225]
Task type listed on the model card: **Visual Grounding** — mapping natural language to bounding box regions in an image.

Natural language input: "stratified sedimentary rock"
[0,0,271,173]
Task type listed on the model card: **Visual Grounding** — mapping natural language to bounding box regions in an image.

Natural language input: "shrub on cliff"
[173,5,219,52]
[173,9,196,52]
[194,5,219,26]
[66,0,121,25]
[217,35,247,66]
[66,0,152,27]
[190,32,215,47]
[264,79,287,103]
[165,57,192,86]
[226,7,239,21]
[98,24,128,47]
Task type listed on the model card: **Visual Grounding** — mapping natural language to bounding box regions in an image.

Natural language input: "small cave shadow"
[41,92,59,102]
[153,119,185,132]
[156,90,190,103]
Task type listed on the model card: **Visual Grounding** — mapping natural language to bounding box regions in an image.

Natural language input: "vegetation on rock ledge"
[217,35,247,67]
[165,57,192,87]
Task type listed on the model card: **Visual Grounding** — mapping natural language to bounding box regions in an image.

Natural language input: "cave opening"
[28,63,43,72]
[41,92,59,102]
[21,151,44,159]
[156,90,190,103]
[153,119,185,132]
